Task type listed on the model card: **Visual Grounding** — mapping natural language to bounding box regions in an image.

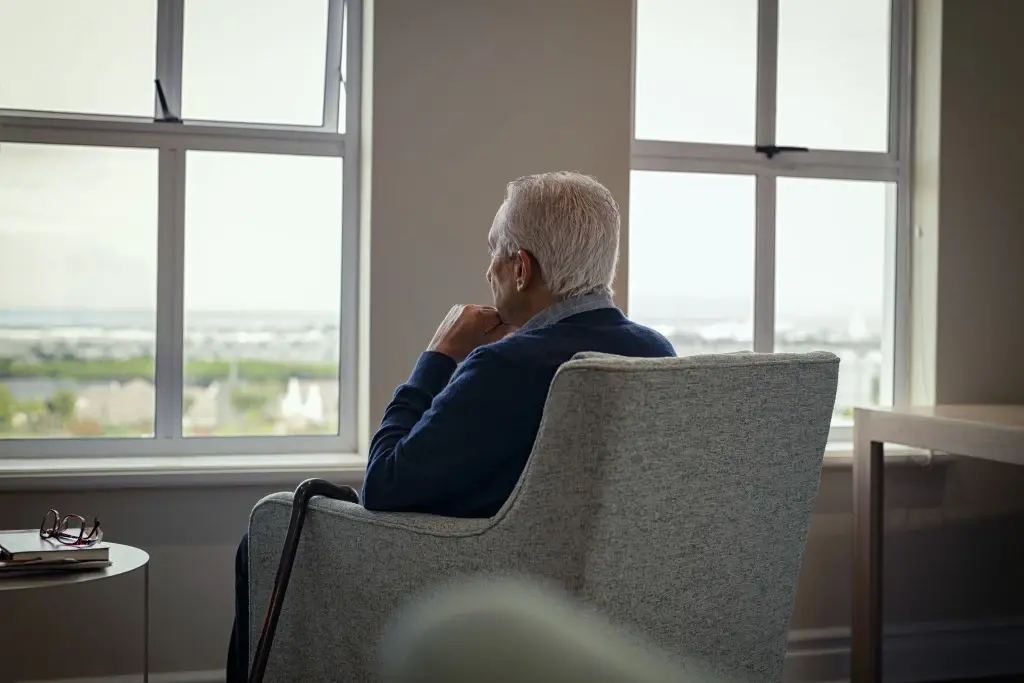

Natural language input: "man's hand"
[428,305,517,362]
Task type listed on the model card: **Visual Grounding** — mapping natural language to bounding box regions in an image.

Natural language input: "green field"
[0,356,339,438]
[0,356,337,383]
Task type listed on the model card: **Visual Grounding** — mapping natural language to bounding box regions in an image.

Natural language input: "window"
[0,1,159,117]
[629,171,756,352]
[181,0,331,126]
[0,0,361,457]
[182,152,344,438]
[634,0,759,145]
[0,144,159,439]
[630,0,910,443]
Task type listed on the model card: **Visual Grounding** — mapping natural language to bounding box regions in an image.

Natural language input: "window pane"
[777,0,891,152]
[635,0,758,145]
[0,0,157,116]
[336,0,348,133]
[629,171,755,354]
[183,152,343,436]
[0,144,158,438]
[775,178,892,426]
[182,0,329,125]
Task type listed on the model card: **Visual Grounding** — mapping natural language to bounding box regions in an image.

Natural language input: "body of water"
[2,377,118,401]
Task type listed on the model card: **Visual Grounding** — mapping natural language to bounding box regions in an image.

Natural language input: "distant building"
[184,382,222,433]
[280,378,337,428]
[75,379,155,427]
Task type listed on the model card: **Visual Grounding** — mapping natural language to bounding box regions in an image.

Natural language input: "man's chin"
[493,294,521,325]
[491,299,507,322]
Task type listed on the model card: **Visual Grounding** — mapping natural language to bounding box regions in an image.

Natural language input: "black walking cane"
[249,478,360,683]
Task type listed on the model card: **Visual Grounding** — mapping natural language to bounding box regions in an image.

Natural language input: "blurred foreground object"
[382,576,740,683]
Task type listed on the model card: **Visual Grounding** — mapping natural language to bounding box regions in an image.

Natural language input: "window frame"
[0,0,362,458]
[630,0,913,444]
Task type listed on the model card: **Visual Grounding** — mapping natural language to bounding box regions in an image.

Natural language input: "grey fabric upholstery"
[248,351,839,683]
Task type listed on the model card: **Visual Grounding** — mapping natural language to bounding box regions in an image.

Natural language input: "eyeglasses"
[39,509,103,547]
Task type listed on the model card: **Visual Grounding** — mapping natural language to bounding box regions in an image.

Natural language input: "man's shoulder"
[449,340,559,392]
[620,318,677,356]
[471,331,550,362]
[481,315,675,360]
[460,338,538,371]
[464,330,577,373]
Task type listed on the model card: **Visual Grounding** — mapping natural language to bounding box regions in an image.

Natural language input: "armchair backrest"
[502,352,838,683]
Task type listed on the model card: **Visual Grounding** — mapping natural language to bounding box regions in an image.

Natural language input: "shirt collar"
[516,291,617,334]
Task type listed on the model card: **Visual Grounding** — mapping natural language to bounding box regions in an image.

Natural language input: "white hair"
[490,171,620,299]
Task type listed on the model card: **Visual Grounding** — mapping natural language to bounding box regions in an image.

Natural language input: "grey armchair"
[248,351,839,683]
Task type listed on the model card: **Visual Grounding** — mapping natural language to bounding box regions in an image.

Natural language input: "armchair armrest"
[247,492,515,682]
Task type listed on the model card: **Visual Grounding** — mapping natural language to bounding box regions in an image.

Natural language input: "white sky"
[0,0,892,326]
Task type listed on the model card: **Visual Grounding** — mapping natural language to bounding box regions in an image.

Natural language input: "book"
[0,558,112,578]
[0,529,110,569]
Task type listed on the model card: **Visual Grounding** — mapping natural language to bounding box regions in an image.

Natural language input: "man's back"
[363,307,675,518]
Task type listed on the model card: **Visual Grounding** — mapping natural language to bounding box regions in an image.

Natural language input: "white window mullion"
[887,0,909,161]
[338,0,363,449]
[880,183,899,408]
[755,0,780,149]
[632,140,766,165]
[0,114,345,155]
[154,147,186,441]
[752,0,779,353]
[891,0,914,407]
[322,0,347,131]
[344,0,363,141]
[155,0,185,120]
[753,175,776,353]
[631,153,899,183]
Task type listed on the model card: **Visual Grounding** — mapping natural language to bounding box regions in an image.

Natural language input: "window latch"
[754,145,809,159]
[154,79,182,124]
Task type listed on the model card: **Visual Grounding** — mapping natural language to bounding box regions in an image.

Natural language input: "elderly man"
[362,171,674,516]
[226,171,673,682]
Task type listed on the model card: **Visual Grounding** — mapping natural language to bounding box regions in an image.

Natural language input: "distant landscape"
[0,308,342,438]
[0,304,882,439]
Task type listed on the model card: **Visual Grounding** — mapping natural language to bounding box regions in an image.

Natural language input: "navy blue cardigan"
[362,307,675,518]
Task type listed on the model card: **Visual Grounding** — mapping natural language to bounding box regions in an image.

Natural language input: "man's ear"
[515,248,535,292]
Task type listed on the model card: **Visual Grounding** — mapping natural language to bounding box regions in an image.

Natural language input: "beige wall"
[365,0,632,422]
[931,0,1024,404]
[3,0,1024,680]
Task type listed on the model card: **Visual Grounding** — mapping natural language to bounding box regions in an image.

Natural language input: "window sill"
[821,443,945,467]
[0,453,367,491]
[0,444,943,492]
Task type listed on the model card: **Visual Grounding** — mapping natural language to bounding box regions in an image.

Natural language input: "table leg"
[144,562,150,683]
[852,436,885,683]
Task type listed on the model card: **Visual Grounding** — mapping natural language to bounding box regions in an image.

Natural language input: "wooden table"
[851,405,1024,683]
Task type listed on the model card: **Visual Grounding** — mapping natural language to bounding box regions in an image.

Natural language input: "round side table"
[0,543,150,681]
